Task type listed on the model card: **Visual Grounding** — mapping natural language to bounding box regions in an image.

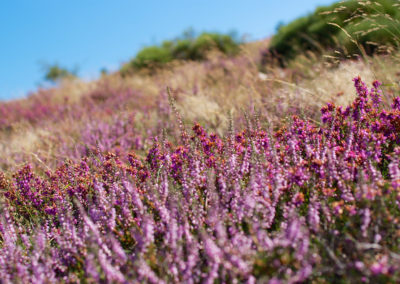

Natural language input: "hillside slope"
[2,12,400,281]
[1,38,399,170]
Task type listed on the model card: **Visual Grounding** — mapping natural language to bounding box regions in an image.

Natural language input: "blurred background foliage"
[120,31,241,74]
[266,0,400,64]
[42,63,78,83]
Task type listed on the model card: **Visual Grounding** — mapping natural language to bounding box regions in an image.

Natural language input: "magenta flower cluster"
[1,78,400,282]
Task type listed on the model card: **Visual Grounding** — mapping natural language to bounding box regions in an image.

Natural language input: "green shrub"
[269,16,314,59]
[120,31,240,74]
[268,0,400,64]
[43,64,77,83]
[170,39,192,60]
[133,46,173,69]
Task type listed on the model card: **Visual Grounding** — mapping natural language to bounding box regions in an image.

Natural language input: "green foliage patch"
[268,0,400,63]
[121,32,240,74]
[42,63,77,83]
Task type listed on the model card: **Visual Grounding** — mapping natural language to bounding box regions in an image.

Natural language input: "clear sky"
[0,0,336,100]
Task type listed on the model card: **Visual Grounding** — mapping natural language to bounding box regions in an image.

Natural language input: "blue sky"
[0,0,336,100]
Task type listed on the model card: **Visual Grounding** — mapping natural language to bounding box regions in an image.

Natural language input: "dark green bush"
[121,32,240,74]
[268,0,400,64]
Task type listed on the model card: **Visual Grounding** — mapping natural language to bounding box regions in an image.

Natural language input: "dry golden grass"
[1,38,400,170]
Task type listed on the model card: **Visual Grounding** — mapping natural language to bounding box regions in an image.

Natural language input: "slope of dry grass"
[0,38,400,171]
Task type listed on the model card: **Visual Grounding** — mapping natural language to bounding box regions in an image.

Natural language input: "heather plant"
[1,78,400,282]
[3,2,400,282]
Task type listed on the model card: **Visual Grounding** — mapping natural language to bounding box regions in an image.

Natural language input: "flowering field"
[0,75,399,283]
[2,1,400,280]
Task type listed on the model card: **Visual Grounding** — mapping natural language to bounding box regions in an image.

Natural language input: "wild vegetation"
[268,0,400,63]
[120,31,240,74]
[1,0,400,282]
[42,63,78,83]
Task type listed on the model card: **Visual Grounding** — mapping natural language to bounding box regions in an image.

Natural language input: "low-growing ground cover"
[2,1,400,280]
[3,39,400,173]
[1,78,400,282]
